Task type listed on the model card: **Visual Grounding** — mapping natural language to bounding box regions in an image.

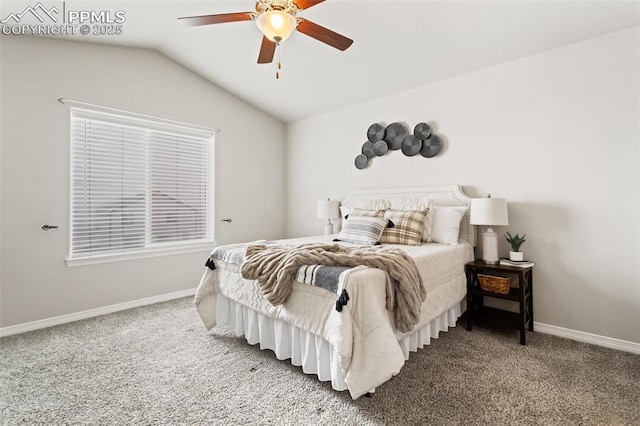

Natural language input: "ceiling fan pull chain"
[276,42,281,79]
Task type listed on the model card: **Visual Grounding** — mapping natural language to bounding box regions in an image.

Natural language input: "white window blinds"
[70,107,214,259]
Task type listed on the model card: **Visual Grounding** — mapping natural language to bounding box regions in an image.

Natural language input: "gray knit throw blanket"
[240,243,426,333]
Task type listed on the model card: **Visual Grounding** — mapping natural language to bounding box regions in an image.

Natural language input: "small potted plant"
[505,232,526,261]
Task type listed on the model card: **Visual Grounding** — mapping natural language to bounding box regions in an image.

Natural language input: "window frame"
[65,105,217,267]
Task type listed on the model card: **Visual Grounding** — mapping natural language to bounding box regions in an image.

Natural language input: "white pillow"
[339,205,351,219]
[430,206,468,245]
[355,199,391,210]
[389,197,430,211]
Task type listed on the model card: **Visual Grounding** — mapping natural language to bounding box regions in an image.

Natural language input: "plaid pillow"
[389,198,432,242]
[334,216,388,245]
[380,210,429,246]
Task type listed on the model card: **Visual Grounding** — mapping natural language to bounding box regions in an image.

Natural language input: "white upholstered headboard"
[341,185,476,247]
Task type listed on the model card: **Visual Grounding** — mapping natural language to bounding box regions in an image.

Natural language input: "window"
[68,107,215,265]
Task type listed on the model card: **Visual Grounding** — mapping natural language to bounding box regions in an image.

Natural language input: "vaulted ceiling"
[4,0,639,122]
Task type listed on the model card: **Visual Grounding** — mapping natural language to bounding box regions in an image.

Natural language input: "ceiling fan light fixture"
[256,10,297,42]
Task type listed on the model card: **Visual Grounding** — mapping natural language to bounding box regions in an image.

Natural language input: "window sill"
[65,243,216,267]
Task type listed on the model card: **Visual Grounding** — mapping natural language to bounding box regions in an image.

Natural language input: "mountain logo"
[1,2,60,24]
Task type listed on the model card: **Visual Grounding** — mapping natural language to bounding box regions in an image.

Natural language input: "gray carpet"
[1,297,638,425]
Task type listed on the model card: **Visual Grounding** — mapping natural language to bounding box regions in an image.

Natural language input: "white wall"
[285,28,640,344]
[0,36,286,327]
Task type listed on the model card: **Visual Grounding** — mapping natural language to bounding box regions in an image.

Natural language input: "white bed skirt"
[215,294,462,392]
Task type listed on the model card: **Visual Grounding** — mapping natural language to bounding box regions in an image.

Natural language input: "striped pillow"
[334,216,388,245]
[380,209,429,246]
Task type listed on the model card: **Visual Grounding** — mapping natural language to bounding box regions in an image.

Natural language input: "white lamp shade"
[317,200,340,220]
[256,11,297,42]
[470,198,509,226]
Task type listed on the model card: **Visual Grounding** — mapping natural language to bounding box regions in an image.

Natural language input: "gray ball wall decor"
[354,154,368,169]
[401,135,422,156]
[355,121,444,169]
[373,140,389,156]
[414,122,432,140]
[383,122,408,150]
[420,134,442,158]
[367,123,385,142]
[361,141,375,158]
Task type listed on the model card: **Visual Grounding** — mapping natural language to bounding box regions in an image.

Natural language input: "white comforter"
[194,235,473,399]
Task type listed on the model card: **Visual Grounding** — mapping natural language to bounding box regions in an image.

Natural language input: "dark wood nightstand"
[465,260,534,345]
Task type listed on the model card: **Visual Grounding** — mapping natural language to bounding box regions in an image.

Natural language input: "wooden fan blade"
[297,19,353,51]
[293,0,326,10]
[178,12,253,27]
[257,37,276,64]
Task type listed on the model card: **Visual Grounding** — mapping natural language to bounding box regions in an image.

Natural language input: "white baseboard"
[534,322,640,355]
[0,288,196,338]
[3,294,638,356]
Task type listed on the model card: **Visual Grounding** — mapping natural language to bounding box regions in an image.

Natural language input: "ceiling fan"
[178,0,353,70]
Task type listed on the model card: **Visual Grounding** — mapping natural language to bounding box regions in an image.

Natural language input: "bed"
[194,186,476,399]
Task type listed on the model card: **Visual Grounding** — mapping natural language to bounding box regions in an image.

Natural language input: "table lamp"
[470,196,509,264]
[317,199,340,235]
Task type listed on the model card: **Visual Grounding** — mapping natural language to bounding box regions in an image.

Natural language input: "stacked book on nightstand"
[499,259,535,268]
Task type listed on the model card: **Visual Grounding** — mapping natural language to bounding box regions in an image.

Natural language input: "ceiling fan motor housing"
[256,0,298,14]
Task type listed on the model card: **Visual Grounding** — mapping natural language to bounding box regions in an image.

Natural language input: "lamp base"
[481,226,499,264]
[324,223,334,235]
